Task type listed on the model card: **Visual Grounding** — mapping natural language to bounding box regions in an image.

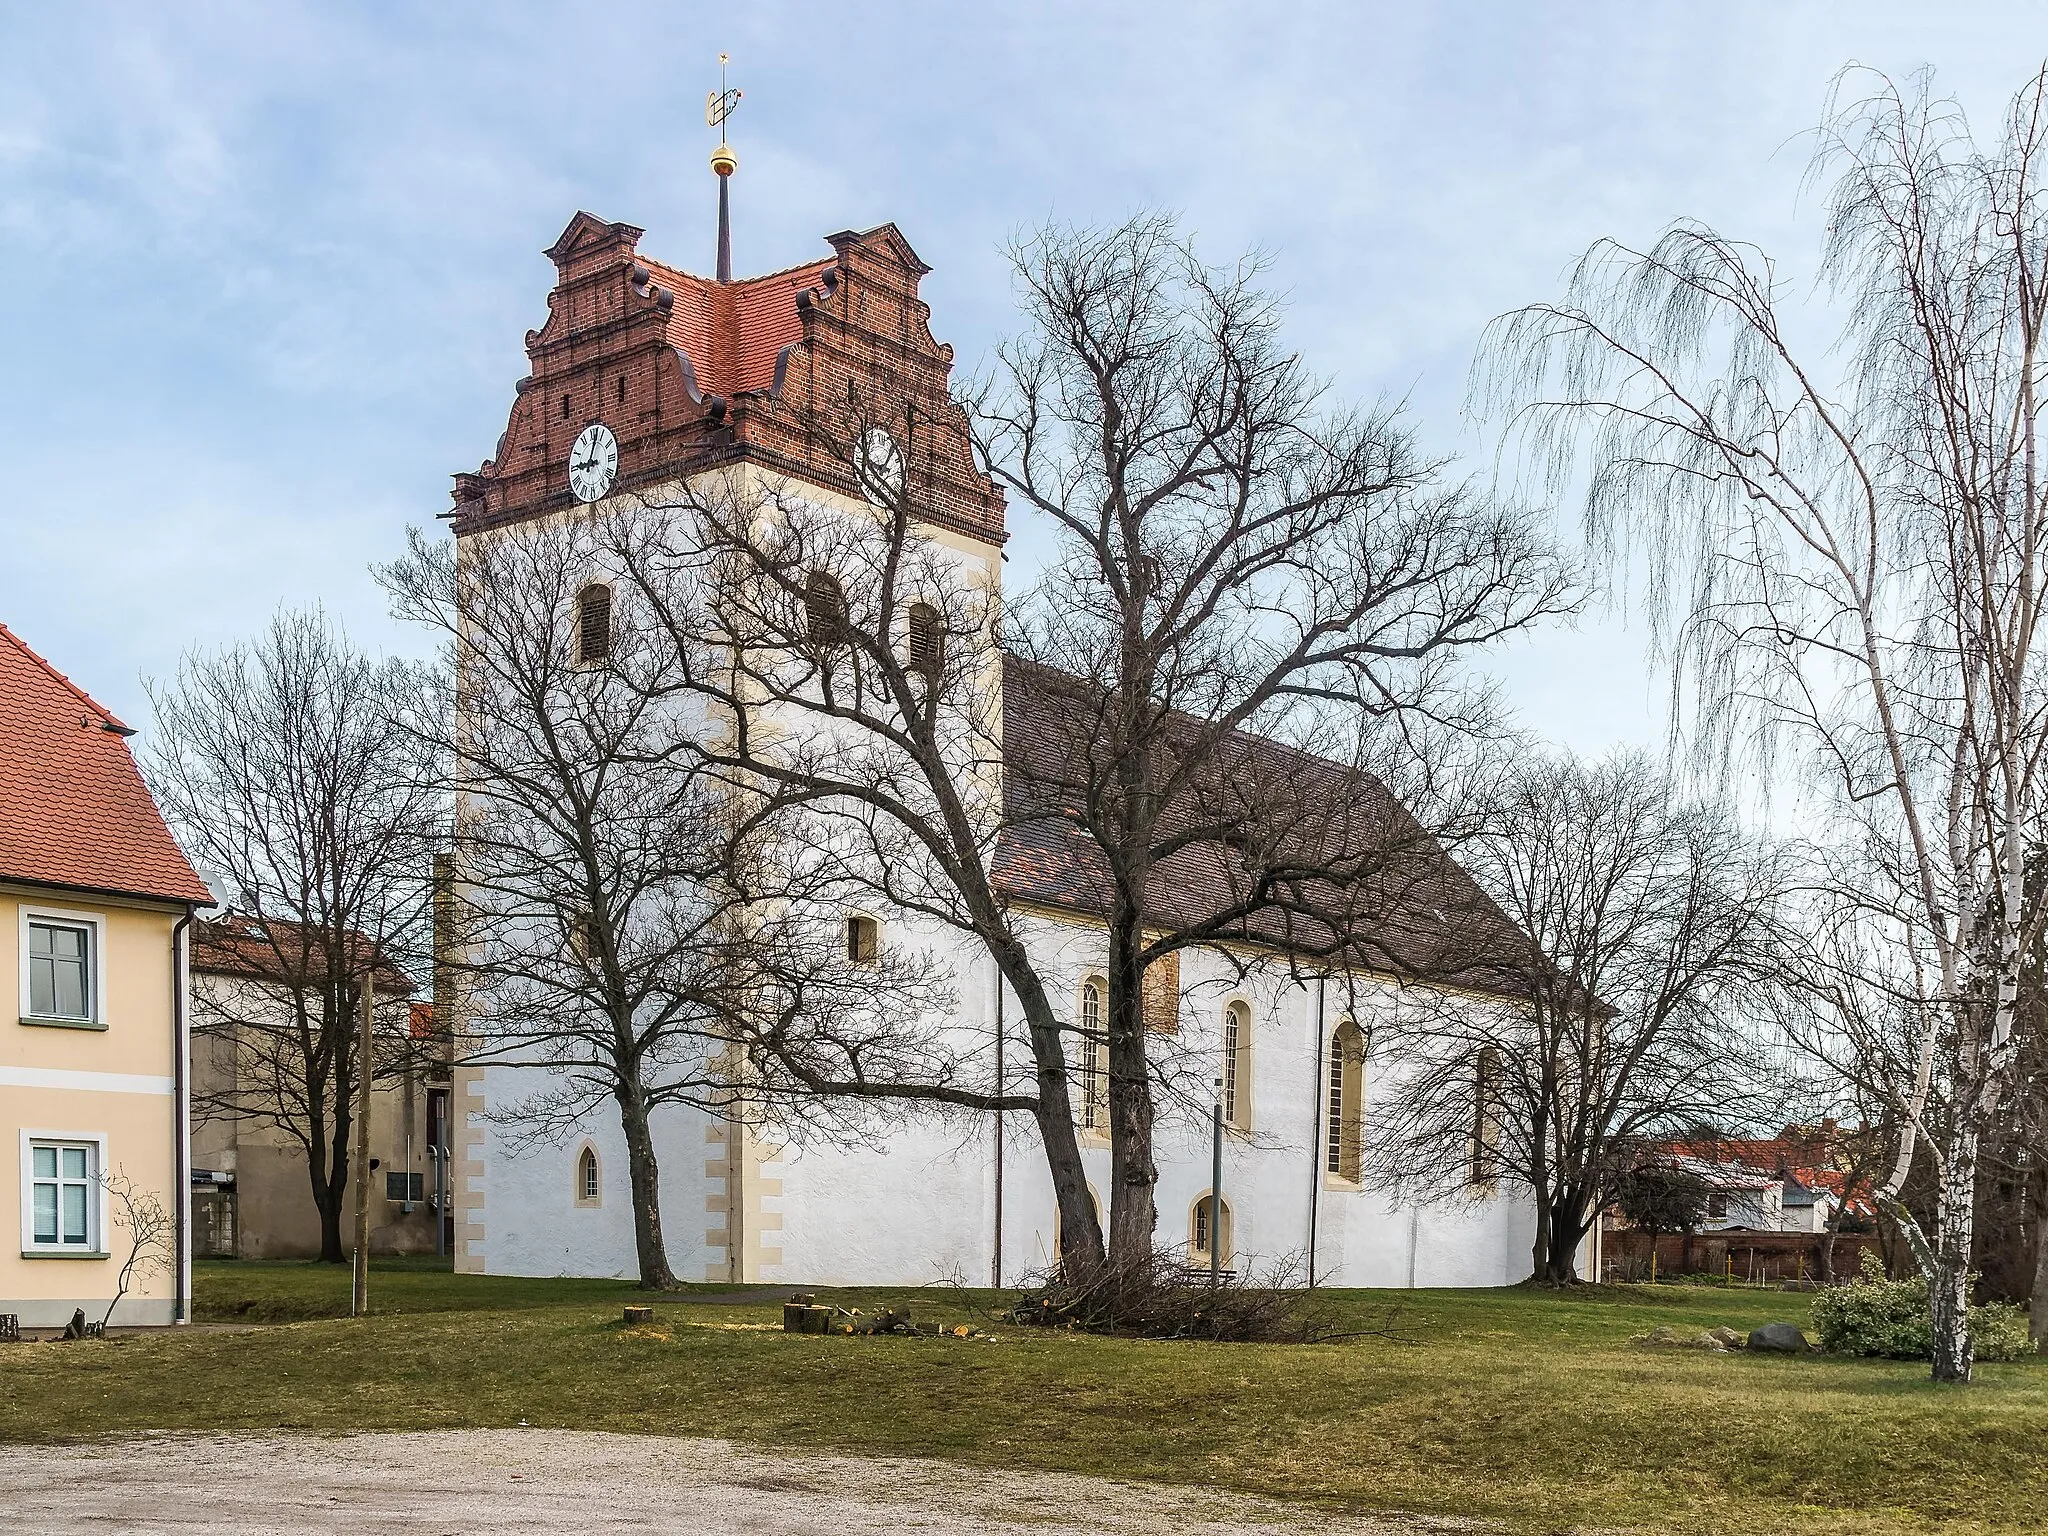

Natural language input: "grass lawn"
[1,1262,2042,1534]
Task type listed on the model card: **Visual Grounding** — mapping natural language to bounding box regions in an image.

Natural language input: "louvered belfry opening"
[577,583,612,664]
[805,570,847,645]
[907,601,943,679]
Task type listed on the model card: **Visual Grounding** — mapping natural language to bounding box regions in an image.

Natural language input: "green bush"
[1810,1251,2034,1362]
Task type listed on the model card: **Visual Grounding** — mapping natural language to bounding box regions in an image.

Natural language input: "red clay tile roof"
[638,253,835,398]
[191,914,413,994]
[0,623,211,905]
[1651,1131,1878,1216]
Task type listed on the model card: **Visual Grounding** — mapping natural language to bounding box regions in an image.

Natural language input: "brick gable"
[453,213,1004,546]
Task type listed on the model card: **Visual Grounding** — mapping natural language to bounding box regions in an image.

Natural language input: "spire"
[706,53,742,283]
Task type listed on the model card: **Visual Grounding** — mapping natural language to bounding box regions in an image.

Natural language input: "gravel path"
[0,1429,1485,1534]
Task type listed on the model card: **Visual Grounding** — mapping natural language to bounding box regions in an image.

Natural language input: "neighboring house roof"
[0,622,212,905]
[192,914,415,996]
[1649,1129,1875,1218]
[991,655,1533,997]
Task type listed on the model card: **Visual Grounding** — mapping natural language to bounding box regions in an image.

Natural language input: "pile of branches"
[1008,1247,1389,1343]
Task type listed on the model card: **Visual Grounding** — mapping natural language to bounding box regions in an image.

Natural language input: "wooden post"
[350,973,374,1317]
[1210,1079,1224,1288]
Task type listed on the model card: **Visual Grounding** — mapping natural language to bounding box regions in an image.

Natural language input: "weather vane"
[707,53,741,283]
[706,53,742,133]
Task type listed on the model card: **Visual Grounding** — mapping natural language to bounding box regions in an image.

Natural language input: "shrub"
[1810,1251,2034,1362]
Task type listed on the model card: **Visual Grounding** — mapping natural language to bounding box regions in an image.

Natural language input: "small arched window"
[906,602,943,681]
[1190,1193,1233,1266]
[805,571,847,645]
[1470,1045,1503,1187]
[1325,1019,1363,1183]
[846,913,879,964]
[576,583,613,665]
[1078,979,1109,1132]
[575,1146,600,1206]
[1222,1001,1251,1130]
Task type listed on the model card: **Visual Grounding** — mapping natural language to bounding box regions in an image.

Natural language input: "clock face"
[853,427,905,505]
[568,422,619,504]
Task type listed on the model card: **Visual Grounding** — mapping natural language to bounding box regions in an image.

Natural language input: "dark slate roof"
[990,655,1532,997]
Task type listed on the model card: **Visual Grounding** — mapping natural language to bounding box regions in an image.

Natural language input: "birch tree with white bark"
[1478,65,2048,1381]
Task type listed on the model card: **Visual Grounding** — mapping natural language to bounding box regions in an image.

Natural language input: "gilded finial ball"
[710,141,738,177]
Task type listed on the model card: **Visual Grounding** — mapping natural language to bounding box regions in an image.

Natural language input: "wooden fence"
[1600,1228,1883,1287]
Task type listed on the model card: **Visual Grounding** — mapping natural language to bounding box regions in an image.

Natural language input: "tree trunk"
[1104,914,1158,1271]
[1929,1126,1979,1384]
[992,940,1103,1276]
[616,1080,677,1290]
[1817,1223,1838,1285]
[1536,1194,1585,1286]
[1529,1195,1552,1284]
[2031,1173,2048,1346]
[312,1082,349,1264]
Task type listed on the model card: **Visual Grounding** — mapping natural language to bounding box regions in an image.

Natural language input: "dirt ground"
[0,1429,1484,1534]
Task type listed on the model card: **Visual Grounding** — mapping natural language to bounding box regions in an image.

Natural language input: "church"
[443,127,1556,1292]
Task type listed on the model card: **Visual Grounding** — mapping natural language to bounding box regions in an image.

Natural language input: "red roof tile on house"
[191,914,413,994]
[0,623,211,905]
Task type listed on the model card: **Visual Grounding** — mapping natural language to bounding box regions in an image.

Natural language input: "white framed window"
[1222,1000,1252,1130]
[20,1131,105,1255]
[575,1144,601,1206]
[1077,978,1109,1133]
[20,906,105,1027]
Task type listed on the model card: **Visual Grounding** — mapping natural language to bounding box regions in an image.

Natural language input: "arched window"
[1325,1019,1363,1183]
[576,583,612,665]
[846,913,879,964]
[805,571,848,645]
[575,1146,600,1206]
[1190,1192,1233,1266]
[1470,1045,1503,1187]
[906,602,943,680]
[1222,1001,1251,1130]
[1078,979,1109,1132]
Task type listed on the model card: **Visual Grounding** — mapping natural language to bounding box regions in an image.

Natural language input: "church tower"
[445,74,1006,1282]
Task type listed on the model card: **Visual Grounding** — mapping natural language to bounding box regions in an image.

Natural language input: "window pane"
[33,1145,56,1179]
[62,1146,87,1180]
[28,923,91,1018]
[62,1182,88,1243]
[54,955,85,1018]
[33,1183,57,1244]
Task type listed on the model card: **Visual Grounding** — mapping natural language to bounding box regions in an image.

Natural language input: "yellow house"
[0,622,211,1328]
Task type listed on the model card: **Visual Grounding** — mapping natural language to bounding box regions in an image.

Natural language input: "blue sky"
[1,2,2037,749]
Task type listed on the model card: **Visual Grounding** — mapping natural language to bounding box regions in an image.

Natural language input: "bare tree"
[97,1171,176,1331]
[1478,65,2048,1380]
[1360,751,1788,1284]
[616,457,1108,1272]
[610,220,1573,1281]
[147,609,442,1263]
[381,515,957,1289]
[973,215,1579,1267]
